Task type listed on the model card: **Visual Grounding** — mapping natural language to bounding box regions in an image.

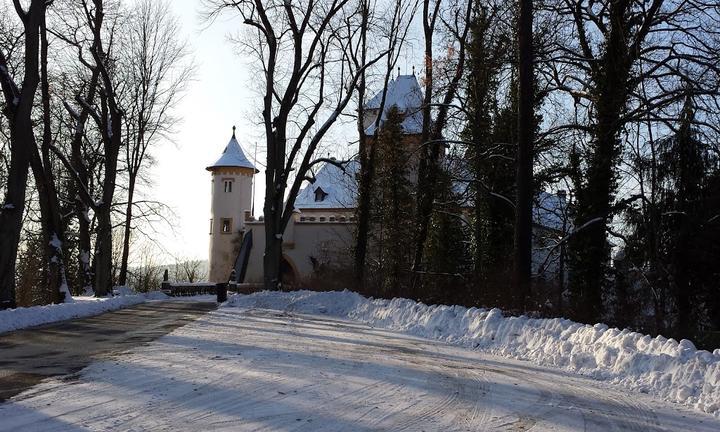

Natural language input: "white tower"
[206,127,257,283]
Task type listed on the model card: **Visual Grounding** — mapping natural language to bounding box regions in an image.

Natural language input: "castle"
[206,75,568,285]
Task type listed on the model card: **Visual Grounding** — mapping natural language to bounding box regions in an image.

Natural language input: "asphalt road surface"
[0,301,216,401]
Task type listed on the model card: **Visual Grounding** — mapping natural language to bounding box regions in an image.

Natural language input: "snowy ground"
[230,290,720,416]
[1,291,719,431]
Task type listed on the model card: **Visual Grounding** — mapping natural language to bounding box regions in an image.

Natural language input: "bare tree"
[411,0,473,277]
[353,0,418,285]
[174,258,205,283]
[27,7,73,303]
[117,0,192,286]
[207,0,391,290]
[55,0,125,296]
[0,0,47,309]
[541,0,720,321]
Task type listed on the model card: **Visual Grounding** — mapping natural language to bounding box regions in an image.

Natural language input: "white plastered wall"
[208,167,254,282]
[244,212,354,285]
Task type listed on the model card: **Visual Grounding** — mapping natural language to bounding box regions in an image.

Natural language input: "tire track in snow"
[2,307,719,431]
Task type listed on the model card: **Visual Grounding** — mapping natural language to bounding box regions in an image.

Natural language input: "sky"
[146,1,261,263]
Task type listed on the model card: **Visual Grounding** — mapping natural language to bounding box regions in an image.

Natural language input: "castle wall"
[208,167,254,282]
[244,213,354,285]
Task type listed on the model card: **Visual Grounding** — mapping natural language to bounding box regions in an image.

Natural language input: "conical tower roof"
[206,127,257,172]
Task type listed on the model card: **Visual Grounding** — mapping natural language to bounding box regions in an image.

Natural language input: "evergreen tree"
[424,164,471,303]
[483,91,518,282]
[370,107,415,296]
[621,96,720,341]
[462,4,512,303]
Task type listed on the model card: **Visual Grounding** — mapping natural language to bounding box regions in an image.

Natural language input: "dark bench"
[161,282,218,297]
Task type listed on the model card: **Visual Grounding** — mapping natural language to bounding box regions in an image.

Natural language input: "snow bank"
[0,290,169,334]
[227,289,720,416]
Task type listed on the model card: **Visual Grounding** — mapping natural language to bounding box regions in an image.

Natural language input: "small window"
[209,219,213,234]
[314,187,328,202]
[221,218,232,234]
[224,180,233,193]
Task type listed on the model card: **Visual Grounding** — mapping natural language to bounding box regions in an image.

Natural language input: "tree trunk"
[118,175,136,286]
[412,0,436,278]
[263,231,283,291]
[0,136,31,309]
[566,1,633,323]
[70,123,94,294]
[69,69,99,295]
[29,148,67,303]
[93,205,113,296]
[262,129,286,291]
[412,0,471,279]
[513,0,534,311]
[28,14,69,303]
[77,200,93,293]
[262,182,284,290]
[354,143,375,284]
[0,0,46,309]
[567,113,617,322]
[92,100,123,296]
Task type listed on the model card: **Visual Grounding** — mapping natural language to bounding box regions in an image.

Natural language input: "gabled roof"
[206,130,257,172]
[365,74,424,135]
[292,154,569,232]
[294,160,359,210]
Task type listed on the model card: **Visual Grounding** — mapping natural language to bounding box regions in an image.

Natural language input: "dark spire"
[412,65,415,75]
[397,66,400,78]
[232,125,236,139]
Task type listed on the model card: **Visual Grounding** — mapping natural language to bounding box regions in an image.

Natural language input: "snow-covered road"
[1,306,718,431]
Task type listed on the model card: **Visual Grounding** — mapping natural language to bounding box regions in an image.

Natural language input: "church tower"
[206,127,257,283]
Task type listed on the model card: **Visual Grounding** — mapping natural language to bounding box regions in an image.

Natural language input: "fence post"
[216,283,228,303]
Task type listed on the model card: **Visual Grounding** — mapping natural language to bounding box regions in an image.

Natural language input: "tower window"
[209,219,213,234]
[221,218,232,234]
[224,180,233,193]
[314,187,328,202]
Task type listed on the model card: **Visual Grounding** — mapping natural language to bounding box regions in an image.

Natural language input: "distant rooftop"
[294,160,359,210]
[294,156,568,231]
[365,74,424,135]
[206,127,257,172]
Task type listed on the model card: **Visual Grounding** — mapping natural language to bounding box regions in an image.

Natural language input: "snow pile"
[0,290,169,334]
[227,289,720,416]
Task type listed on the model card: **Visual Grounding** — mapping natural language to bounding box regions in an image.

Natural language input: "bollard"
[216,282,228,303]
